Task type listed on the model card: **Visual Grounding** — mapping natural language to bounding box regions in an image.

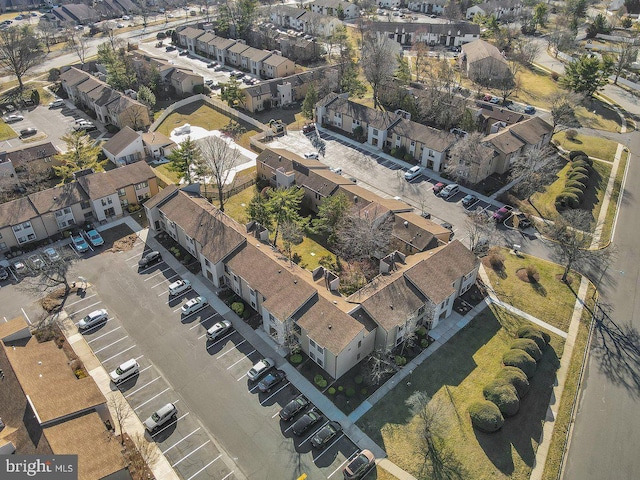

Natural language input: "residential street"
[532,39,640,480]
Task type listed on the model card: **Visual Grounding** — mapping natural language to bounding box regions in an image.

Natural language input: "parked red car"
[433,182,446,194]
[302,123,315,134]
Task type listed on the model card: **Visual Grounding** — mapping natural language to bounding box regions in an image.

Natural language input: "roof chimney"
[328,324,332,330]
[404,221,409,228]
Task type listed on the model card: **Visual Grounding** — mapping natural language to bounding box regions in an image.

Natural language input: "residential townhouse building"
[481,116,553,174]
[227,42,250,67]
[239,47,272,75]
[369,21,480,47]
[316,93,457,173]
[407,0,446,14]
[461,39,511,85]
[142,131,177,160]
[466,0,523,20]
[59,66,151,130]
[143,181,478,379]
[270,6,341,37]
[0,142,59,186]
[77,161,159,221]
[209,37,238,64]
[309,0,359,20]
[263,54,295,79]
[102,126,145,166]
[195,30,218,55]
[128,52,204,97]
[378,0,402,8]
[270,6,306,30]
[178,26,205,53]
[0,162,159,252]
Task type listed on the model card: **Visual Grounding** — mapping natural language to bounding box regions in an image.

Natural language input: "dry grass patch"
[358,305,564,480]
[483,247,580,332]
[111,234,138,253]
[553,131,619,161]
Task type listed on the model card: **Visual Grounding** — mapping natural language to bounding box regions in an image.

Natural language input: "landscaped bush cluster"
[314,374,327,388]
[555,152,593,210]
[231,301,245,316]
[470,325,550,432]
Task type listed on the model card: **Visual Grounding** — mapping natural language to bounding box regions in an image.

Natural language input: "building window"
[55,210,63,217]
[101,198,113,206]
[372,128,379,136]
[205,258,211,267]
[358,340,362,348]
[13,225,21,232]
[310,339,316,348]
[224,264,229,273]
[293,322,301,336]
[27,233,35,240]
[357,353,361,361]
[23,222,31,229]
[135,181,149,190]
[118,188,126,197]
[0,242,5,250]
[81,201,90,209]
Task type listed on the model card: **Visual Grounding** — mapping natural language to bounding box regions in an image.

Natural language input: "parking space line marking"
[192,313,220,331]
[134,387,171,410]
[170,440,211,467]
[162,427,201,454]
[328,452,359,478]
[260,382,290,405]
[65,294,96,307]
[101,345,137,363]
[94,336,129,354]
[214,340,246,356]
[135,355,144,361]
[79,318,113,334]
[220,472,234,480]
[68,301,102,316]
[185,456,221,480]
[125,251,144,261]
[158,290,169,297]
[314,434,345,461]
[3,317,6,323]
[88,326,122,343]
[125,377,161,398]
[164,290,191,301]
[249,384,261,393]
[139,365,152,374]
[151,274,178,288]
[299,420,329,446]
[272,411,280,419]
[143,267,172,280]
[227,350,255,369]
[236,373,248,382]
[20,308,32,325]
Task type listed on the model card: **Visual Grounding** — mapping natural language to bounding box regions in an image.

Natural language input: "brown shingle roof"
[404,240,479,304]
[28,183,88,215]
[142,131,176,148]
[76,77,102,94]
[360,275,426,331]
[77,161,155,200]
[257,148,330,171]
[337,184,412,213]
[180,26,205,40]
[483,128,525,155]
[102,126,141,156]
[59,67,90,87]
[391,212,439,252]
[209,37,236,50]
[462,39,507,65]
[226,243,317,321]
[3,337,106,424]
[509,116,553,144]
[0,317,29,340]
[294,296,366,354]
[6,142,58,169]
[229,43,250,55]
[325,96,401,130]
[143,184,179,210]
[0,196,39,227]
[263,54,289,67]
[43,412,125,480]
[159,191,246,265]
[388,119,456,153]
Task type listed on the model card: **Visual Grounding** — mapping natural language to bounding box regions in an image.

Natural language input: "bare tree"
[406,392,465,480]
[66,27,90,64]
[509,145,555,201]
[107,395,133,445]
[280,220,305,265]
[612,40,639,85]
[445,132,494,184]
[361,33,398,109]
[512,37,541,66]
[0,25,46,90]
[129,432,159,473]
[412,41,430,83]
[197,136,240,212]
[37,21,59,53]
[548,91,582,134]
[363,349,400,385]
[465,209,496,253]
[336,208,393,262]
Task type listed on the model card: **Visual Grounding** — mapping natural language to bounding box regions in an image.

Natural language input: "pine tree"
[53,131,105,183]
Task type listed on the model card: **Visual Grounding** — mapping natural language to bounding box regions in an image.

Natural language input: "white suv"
[206,320,232,340]
[440,183,460,199]
[181,296,208,315]
[168,279,191,296]
[109,359,139,384]
[143,403,177,431]
[247,358,275,381]
[404,165,422,180]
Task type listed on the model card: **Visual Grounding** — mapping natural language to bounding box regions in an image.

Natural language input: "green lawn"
[553,132,619,161]
[524,158,611,225]
[0,121,17,141]
[358,305,564,480]
[155,102,258,150]
[222,184,257,224]
[482,248,580,332]
[541,284,594,480]
[152,163,181,184]
[286,235,335,271]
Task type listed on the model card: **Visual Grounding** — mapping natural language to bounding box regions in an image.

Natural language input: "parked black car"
[311,421,342,449]
[279,395,309,421]
[258,370,286,393]
[138,251,162,268]
[292,409,323,435]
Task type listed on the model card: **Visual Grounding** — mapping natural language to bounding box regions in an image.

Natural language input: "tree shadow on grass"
[474,343,561,475]
[591,303,640,400]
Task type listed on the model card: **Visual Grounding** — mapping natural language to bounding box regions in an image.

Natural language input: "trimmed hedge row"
[555,152,593,210]
[470,326,550,432]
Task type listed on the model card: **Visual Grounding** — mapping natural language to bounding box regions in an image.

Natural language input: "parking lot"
[0,101,104,151]
[0,229,364,479]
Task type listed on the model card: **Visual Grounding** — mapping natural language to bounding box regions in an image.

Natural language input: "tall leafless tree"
[107,395,134,445]
[445,132,493,183]
[66,27,91,64]
[509,145,555,201]
[197,136,240,212]
[548,91,582,134]
[361,33,398,109]
[363,349,400,385]
[611,40,639,85]
[465,209,496,253]
[0,25,46,89]
[336,207,393,262]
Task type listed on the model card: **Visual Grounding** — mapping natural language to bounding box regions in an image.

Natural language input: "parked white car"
[168,279,191,296]
[109,359,139,384]
[78,309,108,330]
[206,320,232,341]
[247,358,275,381]
[181,296,208,315]
[404,165,422,180]
[143,403,177,431]
[440,183,460,199]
